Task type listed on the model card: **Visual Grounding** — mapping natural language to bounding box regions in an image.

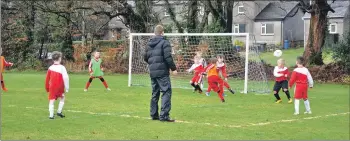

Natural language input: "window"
[329,23,337,34]
[261,23,274,35]
[238,5,244,14]
[233,24,246,33]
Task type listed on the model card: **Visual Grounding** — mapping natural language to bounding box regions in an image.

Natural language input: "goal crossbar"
[128,32,250,94]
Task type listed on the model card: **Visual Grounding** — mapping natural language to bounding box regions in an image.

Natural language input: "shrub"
[332,31,350,73]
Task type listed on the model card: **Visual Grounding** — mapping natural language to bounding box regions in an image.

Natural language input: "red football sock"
[207,85,212,92]
[1,81,5,89]
[85,82,91,89]
[217,90,224,100]
[102,81,109,88]
[224,81,231,89]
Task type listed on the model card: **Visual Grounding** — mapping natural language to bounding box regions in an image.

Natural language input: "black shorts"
[273,80,288,92]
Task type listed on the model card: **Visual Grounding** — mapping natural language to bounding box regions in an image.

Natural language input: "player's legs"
[294,84,307,115]
[190,76,197,92]
[57,95,65,117]
[273,81,282,103]
[150,78,161,120]
[205,85,212,96]
[282,80,292,103]
[194,77,203,94]
[84,77,94,91]
[48,99,55,119]
[224,81,235,94]
[1,73,7,91]
[302,87,311,114]
[98,77,110,90]
[208,76,225,102]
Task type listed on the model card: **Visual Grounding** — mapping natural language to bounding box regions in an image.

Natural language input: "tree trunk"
[23,1,36,62]
[303,0,332,65]
[225,0,233,33]
[61,1,74,61]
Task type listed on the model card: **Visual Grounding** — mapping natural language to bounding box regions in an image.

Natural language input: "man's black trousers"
[150,76,172,120]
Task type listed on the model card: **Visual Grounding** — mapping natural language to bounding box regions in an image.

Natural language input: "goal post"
[128,33,270,94]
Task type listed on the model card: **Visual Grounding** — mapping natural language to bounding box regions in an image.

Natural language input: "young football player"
[45,51,69,119]
[203,58,225,102]
[273,58,292,103]
[187,55,204,93]
[84,51,111,92]
[289,56,314,115]
[205,54,235,96]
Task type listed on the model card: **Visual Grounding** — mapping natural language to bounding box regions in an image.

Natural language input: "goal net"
[128,33,270,94]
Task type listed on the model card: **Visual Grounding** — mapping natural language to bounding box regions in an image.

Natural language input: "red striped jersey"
[45,64,69,95]
[188,64,204,76]
[274,66,289,82]
[216,62,228,78]
[289,67,314,87]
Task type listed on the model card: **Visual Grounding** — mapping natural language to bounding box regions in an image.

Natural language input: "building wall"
[343,6,350,35]
[282,7,305,42]
[231,1,270,43]
[232,1,270,34]
[303,18,345,47]
[253,21,282,44]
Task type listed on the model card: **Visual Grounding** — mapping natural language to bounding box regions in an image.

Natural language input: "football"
[273,50,283,57]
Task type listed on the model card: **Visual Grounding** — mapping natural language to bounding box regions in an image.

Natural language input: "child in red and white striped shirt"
[273,59,292,104]
[45,51,69,119]
[187,55,204,94]
[289,56,314,115]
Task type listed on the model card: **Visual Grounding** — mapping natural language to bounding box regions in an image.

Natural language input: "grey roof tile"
[254,1,300,21]
[303,1,350,19]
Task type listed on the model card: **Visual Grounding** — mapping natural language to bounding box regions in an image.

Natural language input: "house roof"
[303,1,350,19]
[254,1,300,21]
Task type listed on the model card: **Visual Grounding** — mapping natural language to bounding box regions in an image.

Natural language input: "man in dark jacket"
[143,25,177,122]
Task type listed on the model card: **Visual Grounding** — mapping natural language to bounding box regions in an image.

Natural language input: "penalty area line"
[9,105,350,128]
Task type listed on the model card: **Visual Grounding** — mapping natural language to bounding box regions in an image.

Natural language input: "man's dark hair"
[209,57,218,64]
[296,56,304,65]
[52,51,62,61]
[216,54,224,59]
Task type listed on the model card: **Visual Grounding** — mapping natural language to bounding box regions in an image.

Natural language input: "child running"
[205,54,235,96]
[45,51,69,119]
[0,56,14,92]
[289,56,314,115]
[84,51,111,92]
[273,58,292,103]
[187,55,204,94]
[203,58,225,102]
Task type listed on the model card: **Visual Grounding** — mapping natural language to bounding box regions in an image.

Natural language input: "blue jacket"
[143,36,177,78]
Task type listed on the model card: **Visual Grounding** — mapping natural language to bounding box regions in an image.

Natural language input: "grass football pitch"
[1,72,349,140]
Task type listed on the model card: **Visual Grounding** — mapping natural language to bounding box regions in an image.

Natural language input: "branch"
[164,0,184,33]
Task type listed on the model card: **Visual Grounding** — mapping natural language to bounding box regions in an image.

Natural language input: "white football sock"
[304,99,311,112]
[294,99,300,114]
[57,96,65,113]
[49,100,55,117]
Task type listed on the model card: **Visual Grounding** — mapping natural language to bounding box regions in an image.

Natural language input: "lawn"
[1,73,349,140]
[259,48,334,67]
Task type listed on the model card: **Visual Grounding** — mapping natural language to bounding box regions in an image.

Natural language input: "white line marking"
[9,105,350,128]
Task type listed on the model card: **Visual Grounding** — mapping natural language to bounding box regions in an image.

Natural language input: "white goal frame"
[128,33,250,94]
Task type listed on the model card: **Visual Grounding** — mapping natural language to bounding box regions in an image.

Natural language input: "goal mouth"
[128,33,270,94]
